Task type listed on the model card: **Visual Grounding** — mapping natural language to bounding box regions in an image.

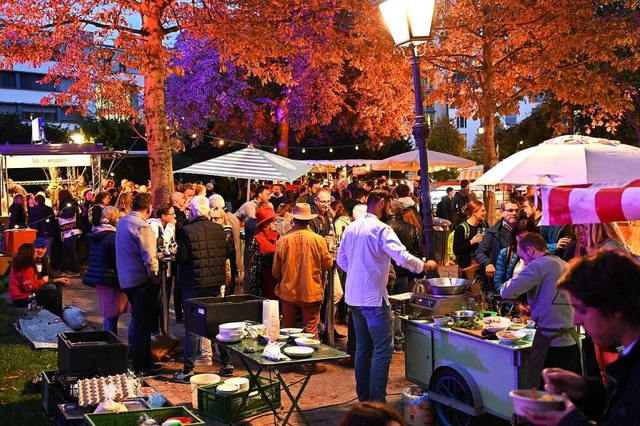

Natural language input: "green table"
[220,338,348,425]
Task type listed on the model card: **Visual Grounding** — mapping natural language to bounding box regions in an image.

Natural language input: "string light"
[329,148,333,153]
[218,139,225,146]
[302,148,306,153]
[355,146,359,150]
[191,133,197,139]
[379,142,383,147]
[273,147,277,152]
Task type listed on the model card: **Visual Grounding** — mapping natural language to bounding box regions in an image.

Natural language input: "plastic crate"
[83,406,205,426]
[42,370,59,416]
[197,375,281,423]
[55,372,97,404]
[58,331,128,376]
[184,294,265,338]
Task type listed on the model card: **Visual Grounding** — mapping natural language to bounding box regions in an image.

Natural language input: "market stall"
[371,149,476,172]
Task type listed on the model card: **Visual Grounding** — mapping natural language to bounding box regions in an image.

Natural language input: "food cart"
[402,318,532,425]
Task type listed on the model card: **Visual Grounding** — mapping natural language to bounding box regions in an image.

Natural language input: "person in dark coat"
[8,194,27,229]
[436,187,455,221]
[523,250,640,426]
[173,196,233,382]
[83,206,128,335]
[28,194,58,253]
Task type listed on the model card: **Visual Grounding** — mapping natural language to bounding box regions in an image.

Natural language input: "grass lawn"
[0,297,57,425]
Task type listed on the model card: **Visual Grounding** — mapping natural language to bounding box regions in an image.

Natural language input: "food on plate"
[483,316,511,324]
[508,322,526,330]
[452,320,483,330]
[498,332,519,339]
[509,389,565,416]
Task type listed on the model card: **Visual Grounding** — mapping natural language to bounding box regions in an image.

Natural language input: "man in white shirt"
[337,190,438,402]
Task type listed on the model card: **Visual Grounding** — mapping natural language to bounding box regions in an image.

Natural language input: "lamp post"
[379,0,437,259]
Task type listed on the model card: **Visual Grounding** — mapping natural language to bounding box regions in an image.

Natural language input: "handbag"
[57,214,77,231]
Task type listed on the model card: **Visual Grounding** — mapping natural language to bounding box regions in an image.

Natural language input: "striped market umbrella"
[371,149,475,172]
[173,145,312,182]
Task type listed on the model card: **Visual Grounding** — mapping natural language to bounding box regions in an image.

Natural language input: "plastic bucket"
[190,373,220,409]
[402,386,432,426]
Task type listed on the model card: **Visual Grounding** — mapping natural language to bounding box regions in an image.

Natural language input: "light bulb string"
[184,132,368,152]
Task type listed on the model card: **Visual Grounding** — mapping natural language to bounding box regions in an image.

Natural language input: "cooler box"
[185,294,265,338]
[57,331,128,376]
[4,228,37,255]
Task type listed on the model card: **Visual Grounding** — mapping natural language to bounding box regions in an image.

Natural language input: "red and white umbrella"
[541,180,640,225]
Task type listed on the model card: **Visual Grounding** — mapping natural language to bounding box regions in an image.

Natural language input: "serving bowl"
[508,322,527,330]
[280,328,304,335]
[496,330,526,344]
[449,310,478,322]
[289,332,315,339]
[509,389,564,416]
[295,337,321,349]
[520,328,536,342]
[432,315,451,327]
[483,322,510,333]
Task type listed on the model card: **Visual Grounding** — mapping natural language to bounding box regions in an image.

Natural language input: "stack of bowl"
[224,377,250,392]
[218,322,246,342]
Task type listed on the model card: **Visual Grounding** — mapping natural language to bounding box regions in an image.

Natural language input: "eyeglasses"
[503,209,519,213]
[164,212,176,216]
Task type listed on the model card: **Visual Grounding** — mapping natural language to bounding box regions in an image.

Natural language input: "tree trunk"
[482,114,498,224]
[274,96,289,157]
[142,10,173,206]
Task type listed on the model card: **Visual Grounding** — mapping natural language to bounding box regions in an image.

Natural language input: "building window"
[22,110,57,123]
[0,71,17,88]
[456,117,467,129]
[19,72,56,91]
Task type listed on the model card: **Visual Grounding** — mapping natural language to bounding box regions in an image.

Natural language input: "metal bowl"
[449,310,478,322]
[419,278,474,295]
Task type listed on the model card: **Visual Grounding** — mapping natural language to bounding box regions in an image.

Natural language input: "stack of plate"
[216,383,240,395]
[217,322,246,343]
[224,377,250,392]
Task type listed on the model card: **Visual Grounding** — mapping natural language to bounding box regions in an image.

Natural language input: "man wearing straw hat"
[273,203,333,374]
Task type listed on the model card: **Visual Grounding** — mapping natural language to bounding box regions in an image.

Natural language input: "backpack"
[447,221,471,263]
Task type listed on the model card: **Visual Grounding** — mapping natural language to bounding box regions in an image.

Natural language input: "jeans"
[181,286,231,372]
[123,282,157,372]
[351,303,394,402]
[389,276,409,350]
[61,235,80,273]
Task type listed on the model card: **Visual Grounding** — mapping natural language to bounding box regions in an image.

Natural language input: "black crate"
[58,331,128,375]
[55,372,98,404]
[42,370,59,416]
[185,295,265,338]
[56,403,93,426]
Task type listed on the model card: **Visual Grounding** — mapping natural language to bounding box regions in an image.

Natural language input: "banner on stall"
[5,154,92,169]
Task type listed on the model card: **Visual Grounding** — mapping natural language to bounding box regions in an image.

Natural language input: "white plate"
[280,328,304,335]
[483,316,511,325]
[219,321,246,331]
[289,332,315,339]
[216,383,240,395]
[216,333,243,343]
[295,337,321,349]
[283,346,314,358]
[225,377,250,392]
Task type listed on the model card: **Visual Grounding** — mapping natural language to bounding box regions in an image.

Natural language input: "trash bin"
[433,225,450,265]
[402,386,432,426]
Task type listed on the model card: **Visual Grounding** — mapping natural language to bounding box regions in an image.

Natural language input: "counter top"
[402,317,533,350]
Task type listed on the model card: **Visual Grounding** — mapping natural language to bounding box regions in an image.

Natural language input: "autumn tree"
[424,0,639,221]
[166,2,416,157]
[0,0,416,203]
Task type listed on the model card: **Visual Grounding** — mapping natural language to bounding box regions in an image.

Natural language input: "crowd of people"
[6,172,640,425]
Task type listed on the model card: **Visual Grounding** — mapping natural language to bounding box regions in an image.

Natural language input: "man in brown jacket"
[273,203,333,349]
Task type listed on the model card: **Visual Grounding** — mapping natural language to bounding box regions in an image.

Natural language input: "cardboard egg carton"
[77,374,137,407]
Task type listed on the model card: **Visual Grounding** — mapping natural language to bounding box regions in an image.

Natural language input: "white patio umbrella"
[371,149,476,172]
[173,145,312,182]
[473,135,640,187]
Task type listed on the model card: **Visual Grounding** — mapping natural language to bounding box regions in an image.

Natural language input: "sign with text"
[5,155,92,169]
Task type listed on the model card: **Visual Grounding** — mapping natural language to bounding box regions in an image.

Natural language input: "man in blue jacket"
[475,200,520,288]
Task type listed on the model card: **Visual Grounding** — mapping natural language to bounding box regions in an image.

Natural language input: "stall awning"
[541,180,640,225]
[458,165,484,181]
[0,143,106,155]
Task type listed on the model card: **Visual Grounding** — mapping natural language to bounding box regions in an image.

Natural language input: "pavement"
[59,269,468,426]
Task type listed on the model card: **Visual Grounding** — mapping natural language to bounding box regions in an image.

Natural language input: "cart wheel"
[430,367,479,426]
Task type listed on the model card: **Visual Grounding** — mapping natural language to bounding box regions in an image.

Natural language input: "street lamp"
[379,0,437,259]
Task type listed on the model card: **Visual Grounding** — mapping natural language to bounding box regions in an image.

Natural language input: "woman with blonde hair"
[209,194,242,294]
[115,192,133,217]
[452,200,488,270]
[576,222,628,256]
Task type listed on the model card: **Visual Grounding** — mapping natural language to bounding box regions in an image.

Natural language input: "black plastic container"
[57,331,128,375]
[184,294,265,338]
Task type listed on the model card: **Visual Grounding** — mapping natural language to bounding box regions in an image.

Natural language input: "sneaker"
[66,271,81,278]
[219,364,234,377]
[173,369,194,383]
[195,355,212,367]
[148,362,163,373]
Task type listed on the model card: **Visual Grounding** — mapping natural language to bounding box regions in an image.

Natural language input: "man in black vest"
[173,196,233,382]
